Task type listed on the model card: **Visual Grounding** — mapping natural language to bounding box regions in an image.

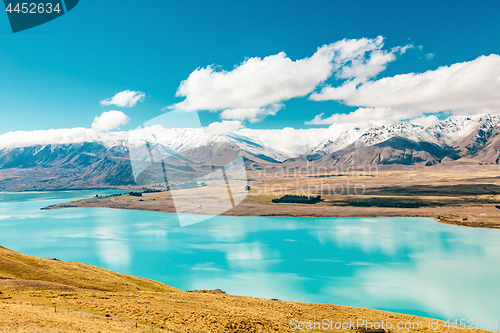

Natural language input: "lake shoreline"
[43,192,500,229]
[4,190,499,332]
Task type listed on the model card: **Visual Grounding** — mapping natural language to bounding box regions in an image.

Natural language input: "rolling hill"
[0,245,488,333]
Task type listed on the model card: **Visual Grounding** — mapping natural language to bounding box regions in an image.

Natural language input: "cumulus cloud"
[0,128,128,149]
[219,103,283,123]
[170,46,335,112]
[306,107,421,127]
[396,44,414,55]
[205,120,244,134]
[92,110,131,132]
[332,36,401,82]
[0,128,95,148]
[0,111,131,148]
[169,36,409,123]
[311,54,500,114]
[410,115,440,127]
[100,90,145,107]
[238,127,335,156]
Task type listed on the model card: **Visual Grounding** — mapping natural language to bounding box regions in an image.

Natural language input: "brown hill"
[327,137,456,166]
[0,245,487,332]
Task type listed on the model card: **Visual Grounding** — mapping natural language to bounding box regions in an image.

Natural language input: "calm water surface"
[0,191,499,328]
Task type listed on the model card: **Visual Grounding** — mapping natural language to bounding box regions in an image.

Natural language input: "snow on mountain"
[309,122,430,156]
[308,114,500,156]
[123,125,335,162]
[425,114,500,145]
[0,126,297,163]
[2,114,500,164]
[351,122,426,148]
[125,126,293,162]
[234,127,332,160]
[308,127,365,156]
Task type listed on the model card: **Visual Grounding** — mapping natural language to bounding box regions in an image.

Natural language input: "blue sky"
[1,0,500,135]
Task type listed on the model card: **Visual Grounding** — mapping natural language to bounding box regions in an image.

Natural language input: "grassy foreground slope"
[0,246,489,333]
[0,245,177,293]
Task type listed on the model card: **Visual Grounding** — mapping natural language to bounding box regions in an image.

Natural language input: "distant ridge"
[307,114,500,166]
[1,114,500,190]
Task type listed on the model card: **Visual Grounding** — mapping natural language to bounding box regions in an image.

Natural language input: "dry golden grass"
[0,246,178,293]
[0,246,492,333]
[0,303,160,333]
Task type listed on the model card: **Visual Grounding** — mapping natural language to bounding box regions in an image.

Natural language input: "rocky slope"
[310,114,500,166]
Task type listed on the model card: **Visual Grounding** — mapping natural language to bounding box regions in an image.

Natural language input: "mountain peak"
[309,114,500,156]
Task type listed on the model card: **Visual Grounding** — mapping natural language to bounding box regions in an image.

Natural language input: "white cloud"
[219,103,283,123]
[92,110,130,132]
[333,36,399,82]
[0,111,131,148]
[0,128,97,148]
[237,127,334,156]
[306,107,421,128]
[170,46,336,112]
[205,120,244,134]
[0,123,332,159]
[425,53,435,60]
[311,54,500,114]
[410,115,440,127]
[395,44,414,55]
[0,128,132,149]
[169,36,409,118]
[100,90,145,107]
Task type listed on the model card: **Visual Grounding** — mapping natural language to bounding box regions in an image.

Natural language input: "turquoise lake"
[0,190,499,329]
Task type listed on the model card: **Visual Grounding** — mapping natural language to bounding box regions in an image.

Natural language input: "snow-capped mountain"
[307,127,365,156]
[125,126,293,163]
[309,114,500,157]
[0,142,135,191]
[115,114,500,164]
[1,114,500,190]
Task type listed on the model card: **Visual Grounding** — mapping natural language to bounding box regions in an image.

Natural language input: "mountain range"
[0,114,499,190]
[308,114,500,165]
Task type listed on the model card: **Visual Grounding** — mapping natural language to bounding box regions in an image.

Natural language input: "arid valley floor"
[46,163,500,229]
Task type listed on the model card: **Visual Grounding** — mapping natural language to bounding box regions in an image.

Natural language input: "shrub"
[272,195,321,204]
